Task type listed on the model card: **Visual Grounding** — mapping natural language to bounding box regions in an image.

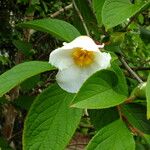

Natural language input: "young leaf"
[23,84,82,150]
[88,107,119,130]
[71,70,127,109]
[146,74,150,119]
[17,19,81,42]
[121,104,150,134]
[86,119,135,150]
[132,82,146,99]
[0,61,54,97]
[102,0,149,29]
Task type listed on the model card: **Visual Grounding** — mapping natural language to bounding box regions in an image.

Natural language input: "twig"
[117,105,123,119]
[132,67,150,71]
[124,17,135,30]
[8,130,22,140]
[125,96,136,104]
[122,114,144,137]
[140,59,150,65]
[118,105,144,137]
[68,143,87,146]
[50,4,73,18]
[72,0,90,36]
[34,34,48,46]
[123,11,140,30]
[119,56,143,83]
[123,70,146,81]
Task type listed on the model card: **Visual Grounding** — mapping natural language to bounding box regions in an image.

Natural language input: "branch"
[119,56,143,83]
[72,0,90,36]
[49,4,73,18]
[2,104,17,140]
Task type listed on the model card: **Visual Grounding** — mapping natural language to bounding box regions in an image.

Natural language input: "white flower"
[49,36,111,93]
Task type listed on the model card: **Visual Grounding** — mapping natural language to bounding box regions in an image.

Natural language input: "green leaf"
[13,40,33,57]
[144,134,150,144]
[111,61,128,96]
[88,107,119,130]
[121,104,150,134]
[110,32,125,45]
[71,70,127,109]
[0,61,54,97]
[135,143,146,150]
[146,74,150,119]
[14,96,35,110]
[31,0,40,5]
[92,0,105,26]
[102,0,149,29]
[0,96,7,104]
[21,75,40,91]
[17,19,81,42]
[86,119,135,150]
[23,84,82,150]
[17,0,28,4]
[0,137,13,150]
[140,27,150,44]
[138,14,144,24]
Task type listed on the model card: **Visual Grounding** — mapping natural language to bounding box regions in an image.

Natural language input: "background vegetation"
[0,0,150,149]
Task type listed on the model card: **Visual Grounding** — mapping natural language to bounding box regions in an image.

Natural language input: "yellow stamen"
[72,48,94,67]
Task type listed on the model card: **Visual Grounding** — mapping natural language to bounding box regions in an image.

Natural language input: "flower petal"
[49,36,111,93]
[56,54,111,93]
[49,36,104,70]
[56,65,92,93]
[95,52,111,69]
[63,36,100,52]
[49,48,74,70]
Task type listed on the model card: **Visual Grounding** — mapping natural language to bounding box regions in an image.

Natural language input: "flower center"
[72,48,94,67]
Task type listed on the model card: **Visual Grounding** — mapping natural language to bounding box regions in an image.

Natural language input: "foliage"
[0,0,150,149]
